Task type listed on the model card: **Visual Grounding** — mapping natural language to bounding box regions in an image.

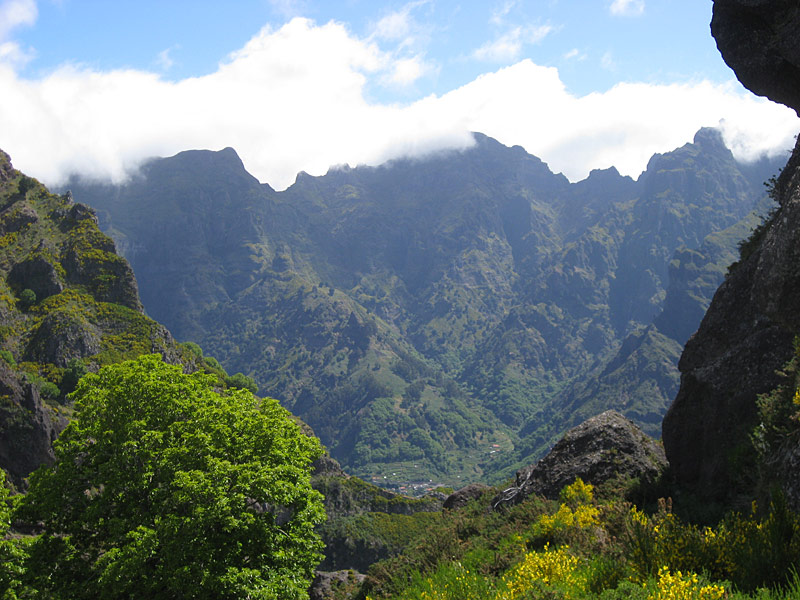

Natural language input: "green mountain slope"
[0,150,197,487]
[67,130,782,487]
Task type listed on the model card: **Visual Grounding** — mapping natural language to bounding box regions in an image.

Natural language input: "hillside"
[68,130,781,487]
[0,150,195,488]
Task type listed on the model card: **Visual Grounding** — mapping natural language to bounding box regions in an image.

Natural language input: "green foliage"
[18,288,35,310]
[0,470,32,599]
[0,349,16,368]
[18,354,326,599]
[224,372,258,394]
[180,341,204,359]
[37,380,60,400]
[363,479,800,600]
[59,357,87,396]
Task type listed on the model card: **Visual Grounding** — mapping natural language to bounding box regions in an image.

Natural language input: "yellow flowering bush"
[560,478,595,506]
[645,567,726,600]
[536,478,600,540]
[497,543,582,600]
[538,503,600,535]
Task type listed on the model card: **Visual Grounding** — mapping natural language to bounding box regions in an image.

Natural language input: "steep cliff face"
[0,150,188,487]
[663,0,800,503]
[711,0,800,116]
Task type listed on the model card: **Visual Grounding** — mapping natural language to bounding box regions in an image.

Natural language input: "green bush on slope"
[16,354,325,600]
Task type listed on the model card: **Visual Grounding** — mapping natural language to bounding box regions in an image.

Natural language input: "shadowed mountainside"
[68,130,780,487]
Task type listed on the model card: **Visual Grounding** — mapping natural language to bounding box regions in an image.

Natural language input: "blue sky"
[1,0,798,189]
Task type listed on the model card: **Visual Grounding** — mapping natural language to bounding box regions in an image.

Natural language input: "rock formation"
[663,0,800,504]
[0,150,186,487]
[494,410,667,509]
[711,0,800,116]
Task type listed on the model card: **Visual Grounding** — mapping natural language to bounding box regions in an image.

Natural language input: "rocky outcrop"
[309,570,365,600]
[443,483,490,510]
[494,411,667,509]
[662,1,800,505]
[8,255,63,300]
[0,150,187,483]
[711,0,800,115]
[0,364,67,489]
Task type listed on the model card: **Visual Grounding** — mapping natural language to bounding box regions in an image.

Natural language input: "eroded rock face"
[664,138,800,502]
[0,363,67,488]
[494,410,667,509]
[662,1,800,505]
[711,0,800,114]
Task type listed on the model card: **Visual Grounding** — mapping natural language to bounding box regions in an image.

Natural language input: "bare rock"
[443,483,490,510]
[494,410,666,509]
[711,0,800,114]
[0,362,67,488]
[309,570,365,600]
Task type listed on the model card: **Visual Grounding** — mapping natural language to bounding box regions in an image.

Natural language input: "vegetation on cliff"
[67,130,782,487]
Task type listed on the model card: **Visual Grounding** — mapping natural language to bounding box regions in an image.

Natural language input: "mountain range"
[66,128,781,487]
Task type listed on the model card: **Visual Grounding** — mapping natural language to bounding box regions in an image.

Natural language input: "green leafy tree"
[19,354,325,600]
[0,470,30,599]
[59,357,88,396]
[224,372,259,394]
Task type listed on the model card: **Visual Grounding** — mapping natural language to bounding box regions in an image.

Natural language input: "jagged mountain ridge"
[68,130,781,486]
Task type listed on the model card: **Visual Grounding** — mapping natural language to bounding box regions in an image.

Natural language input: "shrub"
[18,288,36,309]
[0,350,16,368]
[37,381,60,400]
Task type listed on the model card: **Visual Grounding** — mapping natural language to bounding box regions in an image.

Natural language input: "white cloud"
[0,40,33,67]
[0,18,797,192]
[385,55,431,87]
[564,48,586,61]
[610,0,645,17]
[601,51,616,71]
[155,46,178,71]
[0,0,37,67]
[0,0,37,41]
[371,1,430,45]
[473,24,552,62]
[490,1,518,26]
[268,0,307,19]
[368,1,433,87]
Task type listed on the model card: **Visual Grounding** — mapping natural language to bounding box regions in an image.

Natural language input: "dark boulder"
[443,483,490,510]
[494,410,667,509]
[24,310,102,367]
[8,254,63,300]
[711,0,800,114]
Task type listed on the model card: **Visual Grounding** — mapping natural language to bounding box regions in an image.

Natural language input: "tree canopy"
[19,354,325,599]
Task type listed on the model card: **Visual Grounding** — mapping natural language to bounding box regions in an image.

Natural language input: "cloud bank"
[0,17,797,190]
